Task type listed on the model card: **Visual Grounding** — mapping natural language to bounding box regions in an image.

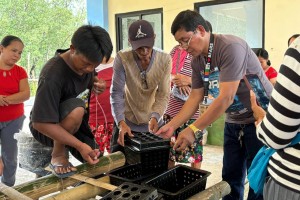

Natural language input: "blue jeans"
[222,122,263,200]
[0,115,25,186]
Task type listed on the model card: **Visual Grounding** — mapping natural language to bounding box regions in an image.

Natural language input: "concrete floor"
[200,145,249,199]
[201,145,224,188]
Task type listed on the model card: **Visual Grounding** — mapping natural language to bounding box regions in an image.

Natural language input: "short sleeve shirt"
[0,64,28,121]
[31,52,94,123]
[191,34,273,123]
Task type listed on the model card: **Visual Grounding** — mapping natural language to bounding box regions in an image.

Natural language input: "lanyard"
[203,33,214,104]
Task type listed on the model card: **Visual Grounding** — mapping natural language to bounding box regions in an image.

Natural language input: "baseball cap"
[128,20,155,50]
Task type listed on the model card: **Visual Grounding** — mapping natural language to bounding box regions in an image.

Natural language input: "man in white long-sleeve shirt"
[110,20,171,152]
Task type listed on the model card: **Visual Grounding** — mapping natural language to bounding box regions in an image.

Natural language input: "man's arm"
[255,41,300,149]
[110,54,126,125]
[33,122,100,164]
[110,54,133,146]
[33,122,83,149]
[156,87,204,138]
[173,80,240,150]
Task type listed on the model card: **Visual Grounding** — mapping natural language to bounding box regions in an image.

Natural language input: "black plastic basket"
[107,164,160,186]
[101,182,158,200]
[125,131,170,151]
[144,165,211,200]
[124,146,170,173]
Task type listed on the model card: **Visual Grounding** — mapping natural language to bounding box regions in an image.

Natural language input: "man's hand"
[117,121,134,146]
[78,143,101,165]
[155,123,174,139]
[250,90,266,126]
[93,76,106,94]
[148,117,158,133]
[173,127,195,151]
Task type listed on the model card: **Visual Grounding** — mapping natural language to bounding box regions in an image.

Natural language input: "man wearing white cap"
[110,19,172,152]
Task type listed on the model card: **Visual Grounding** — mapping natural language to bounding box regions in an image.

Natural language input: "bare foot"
[0,157,3,176]
[50,155,77,176]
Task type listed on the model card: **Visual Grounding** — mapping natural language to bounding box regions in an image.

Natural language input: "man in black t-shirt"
[30,25,113,178]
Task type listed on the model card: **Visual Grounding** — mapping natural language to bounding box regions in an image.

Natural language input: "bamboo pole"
[43,176,112,200]
[0,152,125,200]
[0,182,33,200]
[187,181,231,200]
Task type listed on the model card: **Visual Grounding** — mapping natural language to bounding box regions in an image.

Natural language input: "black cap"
[128,20,155,50]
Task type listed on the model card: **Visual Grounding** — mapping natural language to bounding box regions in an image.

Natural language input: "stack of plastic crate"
[106,132,170,188]
[124,131,170,173]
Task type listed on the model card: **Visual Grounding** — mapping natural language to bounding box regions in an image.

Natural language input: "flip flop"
[49,162,76,178]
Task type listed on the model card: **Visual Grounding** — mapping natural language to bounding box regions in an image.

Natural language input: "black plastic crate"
[101,182,158,200]
[157,193,164,200]
[107,164,160,186]
[125,131,170,151]
[124,146,170,173]
[144,165,211,200]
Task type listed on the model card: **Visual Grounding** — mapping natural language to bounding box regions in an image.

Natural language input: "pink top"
[165,46,199,119]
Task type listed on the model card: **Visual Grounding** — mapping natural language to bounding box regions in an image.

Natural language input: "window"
[195,0,264,50]
[115,8,163,51]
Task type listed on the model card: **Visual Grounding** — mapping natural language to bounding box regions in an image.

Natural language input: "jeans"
[0,115,25,186]
[222,122,264,200]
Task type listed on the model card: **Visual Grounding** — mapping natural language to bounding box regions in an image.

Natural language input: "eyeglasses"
[140,71,148,89]
[179,31,196,49]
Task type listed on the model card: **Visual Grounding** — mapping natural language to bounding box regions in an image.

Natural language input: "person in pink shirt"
[164,45,202,169]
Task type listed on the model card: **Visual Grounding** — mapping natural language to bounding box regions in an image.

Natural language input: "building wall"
[107,0,196,56]
[265,0,300,69]
[106,0,300,69]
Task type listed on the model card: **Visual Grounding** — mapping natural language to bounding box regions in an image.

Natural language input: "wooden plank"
[187,181,231,200]
[70,174,117,191]
[0,152,125,200]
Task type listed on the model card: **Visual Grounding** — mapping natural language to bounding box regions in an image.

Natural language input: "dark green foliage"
[0,0,87,95]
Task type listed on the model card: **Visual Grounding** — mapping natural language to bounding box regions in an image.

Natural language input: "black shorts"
[30,98,98,162]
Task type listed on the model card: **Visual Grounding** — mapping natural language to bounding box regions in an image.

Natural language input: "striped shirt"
[165,46,199,119]
[256,37,300,192]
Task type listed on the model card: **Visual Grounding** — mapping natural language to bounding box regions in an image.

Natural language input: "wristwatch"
[188,124,203,140]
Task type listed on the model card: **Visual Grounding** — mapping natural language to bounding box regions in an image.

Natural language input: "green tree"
[0,0,87,78]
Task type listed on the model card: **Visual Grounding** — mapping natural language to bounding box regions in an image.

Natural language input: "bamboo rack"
[0,151,231,200]
[0,151,125,200]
